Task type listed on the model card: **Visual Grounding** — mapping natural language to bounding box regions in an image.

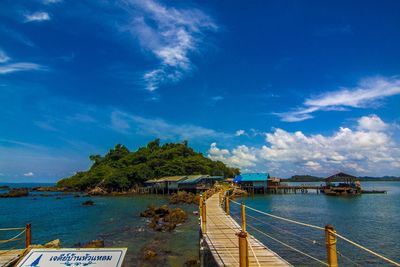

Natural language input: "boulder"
[82,200,94,206]
[0,188,29,198]
[87,186,107,196]
[141,205,188,232]
[74,239,104,248]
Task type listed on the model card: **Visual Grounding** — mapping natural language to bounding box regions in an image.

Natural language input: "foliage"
[57,139,240,191]
[285,175,324,182]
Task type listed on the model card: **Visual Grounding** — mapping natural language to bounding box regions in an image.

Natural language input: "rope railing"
[332,230,400,267]
[229,197,400,267]
[0,228,26,244]
[0,224,31,249]
[230,199,325,231]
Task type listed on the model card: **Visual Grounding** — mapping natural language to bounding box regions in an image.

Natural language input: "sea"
[1,182,399,266]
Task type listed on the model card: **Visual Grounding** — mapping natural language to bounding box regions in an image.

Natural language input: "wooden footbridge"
[199,191,400,267]
[200,193,290,266]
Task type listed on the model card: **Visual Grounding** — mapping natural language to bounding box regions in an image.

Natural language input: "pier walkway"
[201,193,290,266]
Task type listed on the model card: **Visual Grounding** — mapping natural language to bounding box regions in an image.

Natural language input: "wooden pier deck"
[202,194,291,266]
[0,249,24,267]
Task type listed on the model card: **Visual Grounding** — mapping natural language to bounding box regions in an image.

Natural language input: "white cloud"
[43,0,62,4]
[25,12,50,22]
[110,110,229,140]
[208,143,258,168]
[0,63,45,74]
[235,129,246,136]
[0,50,10,63]
[277,76,400,122]
[129,0,217,91]
[23,172,34,176]
[357,114,388,132]
[208,115,400,176]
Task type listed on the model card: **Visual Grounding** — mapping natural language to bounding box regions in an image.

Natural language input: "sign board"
[16,248,127,267]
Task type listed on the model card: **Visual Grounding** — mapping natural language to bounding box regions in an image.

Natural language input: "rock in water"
[81,200,94,206]
[0,188,29,198]
[141,205,188,232]
[74,239,104,248]
[87,186,107,195]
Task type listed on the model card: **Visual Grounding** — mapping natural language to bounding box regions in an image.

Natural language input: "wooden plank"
[0,249,25,267]
[203,194,291,267]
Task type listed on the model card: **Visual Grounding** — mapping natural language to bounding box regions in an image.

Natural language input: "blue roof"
[233,173,270,183]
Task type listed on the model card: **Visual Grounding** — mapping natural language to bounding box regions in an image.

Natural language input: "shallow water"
[0,185,199,266]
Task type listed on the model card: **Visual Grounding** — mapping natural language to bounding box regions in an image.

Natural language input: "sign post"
[16,248,127,267]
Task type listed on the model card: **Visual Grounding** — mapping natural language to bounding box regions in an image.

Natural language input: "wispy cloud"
[23,172,34,177]
[0,50,10,63]
[0,62,45,74]
[110,110,229,140]
[0,26,35,47]
[276,76,400,122]
[128,0,217,91]
[24,12,50,22]
[43,0,62,4]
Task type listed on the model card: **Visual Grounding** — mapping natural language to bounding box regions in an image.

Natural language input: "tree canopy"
[57,139,240,191]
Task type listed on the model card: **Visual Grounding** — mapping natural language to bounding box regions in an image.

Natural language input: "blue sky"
[1,0,400,182]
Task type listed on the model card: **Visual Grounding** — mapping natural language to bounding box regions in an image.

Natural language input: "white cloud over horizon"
[24,12,51,22]
[128,0,217,91]
[277,76,400,122]
[23,172,34,176]
[208,114,400,177]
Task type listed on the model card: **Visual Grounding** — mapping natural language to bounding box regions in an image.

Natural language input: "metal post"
[201,199,207,233]
[225,196,230,215]
[325,225,338,267]
[241,203,246,231]
[237,231,249,267]
[25,224,31,248]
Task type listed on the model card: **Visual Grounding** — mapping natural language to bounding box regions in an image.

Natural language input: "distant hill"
[283,175,324,182]
[57,139,240,191]
[283,175,400,182]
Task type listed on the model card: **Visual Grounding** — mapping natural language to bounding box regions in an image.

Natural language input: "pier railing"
[200,190,400,266]
[0,224,31,252]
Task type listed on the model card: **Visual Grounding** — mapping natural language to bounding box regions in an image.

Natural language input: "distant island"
[283,175,400,182]
[57,139,240,192]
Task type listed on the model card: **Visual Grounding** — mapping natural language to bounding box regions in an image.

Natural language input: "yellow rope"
[331,230,400,267]
[230,198,400,266]
[247,224,328,266]
[230,199,324,231]
[0,227,25,231]
[0,229,26,244]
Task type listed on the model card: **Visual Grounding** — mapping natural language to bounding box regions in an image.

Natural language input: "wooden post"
[241,203,246,231]
[25,223,31,248]
[201,199,207,233]
[225,196,230,215]
[237,231,249,267]
[325,225,338,267]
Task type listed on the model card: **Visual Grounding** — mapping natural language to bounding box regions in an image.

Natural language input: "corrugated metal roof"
[159,175,188,182]
[234,173,270,183]
[178,175,206,184]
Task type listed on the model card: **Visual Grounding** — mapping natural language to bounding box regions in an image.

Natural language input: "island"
[57,139,239,193]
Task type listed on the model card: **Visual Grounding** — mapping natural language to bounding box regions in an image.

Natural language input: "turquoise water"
[1,182,399,266]
[0,184,199,266]
[232,182,400,266]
